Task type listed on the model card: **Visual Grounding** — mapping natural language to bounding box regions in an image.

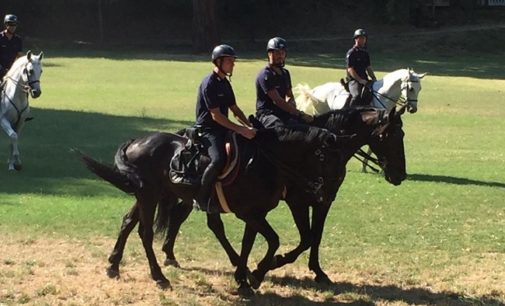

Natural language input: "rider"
[256,37,313,128]
[194,44,256,213]
[346,28,376,106]
[0,14,23,81]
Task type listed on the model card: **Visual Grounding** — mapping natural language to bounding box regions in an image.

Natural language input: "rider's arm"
[367,66,377,81]
[229,104,252,128]
[267,89,300,116]
[347,67,368,85]
[209,107,255,139]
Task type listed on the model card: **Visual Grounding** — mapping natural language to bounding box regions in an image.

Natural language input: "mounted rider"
[193,44,256,213]
[345,28,376,106]
[256,37,313,128]
[0,14,23,81]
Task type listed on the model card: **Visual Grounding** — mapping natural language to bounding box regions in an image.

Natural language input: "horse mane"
[4,55,29,78]
[313,108,359,132]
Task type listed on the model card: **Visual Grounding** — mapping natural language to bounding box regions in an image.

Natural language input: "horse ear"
[26,50,32,61]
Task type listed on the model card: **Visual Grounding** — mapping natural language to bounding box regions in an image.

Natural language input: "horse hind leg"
[107,202,140,279]
[137,193,171,289]
[161,198,193,268]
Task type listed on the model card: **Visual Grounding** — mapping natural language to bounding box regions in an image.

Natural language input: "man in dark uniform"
[346,28,376,106]
[0,14,23,80]
[256,37,313,128]
[194,44,256,213]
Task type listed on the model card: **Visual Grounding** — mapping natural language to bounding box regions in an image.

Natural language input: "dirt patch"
[1,234,504,305]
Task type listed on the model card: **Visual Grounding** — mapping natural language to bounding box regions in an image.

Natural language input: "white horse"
[295,68,426,116]
[295,68,425,172]
[0,51,44,170]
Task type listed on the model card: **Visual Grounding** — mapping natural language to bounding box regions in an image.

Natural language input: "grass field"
[0,47,504,305]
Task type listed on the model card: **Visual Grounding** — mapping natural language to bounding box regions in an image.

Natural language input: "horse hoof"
[249,270,264,290]
[106,266,120,279]
[156,279,172,290]
[315,274,333,285]
[14,164,22,171]
[164,258,180,268]
[237,284,254,297]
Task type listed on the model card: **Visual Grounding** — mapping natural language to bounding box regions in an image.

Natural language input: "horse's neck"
[372,70,405,111]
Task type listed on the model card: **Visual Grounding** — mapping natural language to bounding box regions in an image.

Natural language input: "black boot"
[194,164,220,214]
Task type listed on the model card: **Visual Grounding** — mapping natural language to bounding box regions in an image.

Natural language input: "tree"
[192,0,220,52]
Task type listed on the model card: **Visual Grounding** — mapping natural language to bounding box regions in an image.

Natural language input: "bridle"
[371,73,419,110]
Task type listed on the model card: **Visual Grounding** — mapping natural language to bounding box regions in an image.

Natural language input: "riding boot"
[194,163,220,214]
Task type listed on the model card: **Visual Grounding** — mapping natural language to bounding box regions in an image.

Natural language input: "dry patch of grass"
[1,234,504,306]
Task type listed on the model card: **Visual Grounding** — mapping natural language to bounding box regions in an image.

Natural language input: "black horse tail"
[79,149,139,195]
[154,194,179,234]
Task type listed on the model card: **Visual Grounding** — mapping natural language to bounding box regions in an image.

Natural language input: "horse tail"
[154,194,179,235]
[294,83,324,115]
[78,144,140,194]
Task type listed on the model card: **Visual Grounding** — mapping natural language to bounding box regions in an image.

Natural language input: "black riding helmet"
[211,44,237,63]
[353,28,367,39]
[211,44,237,77]
[266,37,287,52]
[4,14,18,25]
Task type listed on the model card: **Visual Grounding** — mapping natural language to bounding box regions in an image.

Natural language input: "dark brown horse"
[80,125,338,293]
[269,107,407,284]
[159,107,406,289]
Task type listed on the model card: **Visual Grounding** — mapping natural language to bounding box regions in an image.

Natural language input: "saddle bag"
[169,128,205,186]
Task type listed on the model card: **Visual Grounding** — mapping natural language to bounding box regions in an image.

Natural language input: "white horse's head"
[399,68,426,114]
[7,50,44,98]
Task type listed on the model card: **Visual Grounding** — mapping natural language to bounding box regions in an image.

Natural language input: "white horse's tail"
[294,83,329,115]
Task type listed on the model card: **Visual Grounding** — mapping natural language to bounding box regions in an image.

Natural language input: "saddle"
[169,127,241,187]
[341,78,373,107]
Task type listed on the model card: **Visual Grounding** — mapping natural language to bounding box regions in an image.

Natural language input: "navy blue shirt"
[346,46,370,81]
[0,31,22,70]
[195,71,236,131]
[255,65,292,120]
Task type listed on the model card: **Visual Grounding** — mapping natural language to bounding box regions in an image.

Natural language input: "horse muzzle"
[407,104,417,114]
[30,89,42,98]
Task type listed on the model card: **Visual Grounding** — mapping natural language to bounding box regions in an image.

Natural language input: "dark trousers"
[257,110,303,129]
[198,129,226,207]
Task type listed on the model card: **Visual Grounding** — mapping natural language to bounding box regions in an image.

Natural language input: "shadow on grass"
[176,266,503,305]
[0,107,193,195]
[407,173,505,189]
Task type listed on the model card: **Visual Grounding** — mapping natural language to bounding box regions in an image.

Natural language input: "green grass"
[0,49,504,304]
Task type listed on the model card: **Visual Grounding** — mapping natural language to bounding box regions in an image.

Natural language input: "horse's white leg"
[0,117,18,170]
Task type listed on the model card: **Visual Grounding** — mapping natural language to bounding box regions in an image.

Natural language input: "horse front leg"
[236,223,257,296]
[270,200,311,270]
[206,213,241,266]
[248,217,280,290]
[107,202,139,279]
[1,117,19,171]
[161,200,193,267]
[308,204,333,284]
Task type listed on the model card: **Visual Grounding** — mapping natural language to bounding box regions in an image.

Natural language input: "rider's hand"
[240,126,256,139]
[302,113,314,123]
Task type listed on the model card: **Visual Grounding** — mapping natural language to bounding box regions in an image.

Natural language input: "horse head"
[367,108,407,185]
[400,68,426,114]
[23,50,44,98]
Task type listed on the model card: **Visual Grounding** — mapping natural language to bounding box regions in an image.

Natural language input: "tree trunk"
[192,0,220,53]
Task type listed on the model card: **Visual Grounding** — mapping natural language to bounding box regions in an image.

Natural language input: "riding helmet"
[211,44,237,63]
[353,28,367,39]
[4,14,18,25]
[266,37,287,52]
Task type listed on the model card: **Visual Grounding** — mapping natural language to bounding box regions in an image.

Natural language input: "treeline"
[0,0,482,50]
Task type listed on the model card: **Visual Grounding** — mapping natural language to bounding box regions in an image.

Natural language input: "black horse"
[80,124,338,292]
[159,107,407,289]
[268,107,407,284]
